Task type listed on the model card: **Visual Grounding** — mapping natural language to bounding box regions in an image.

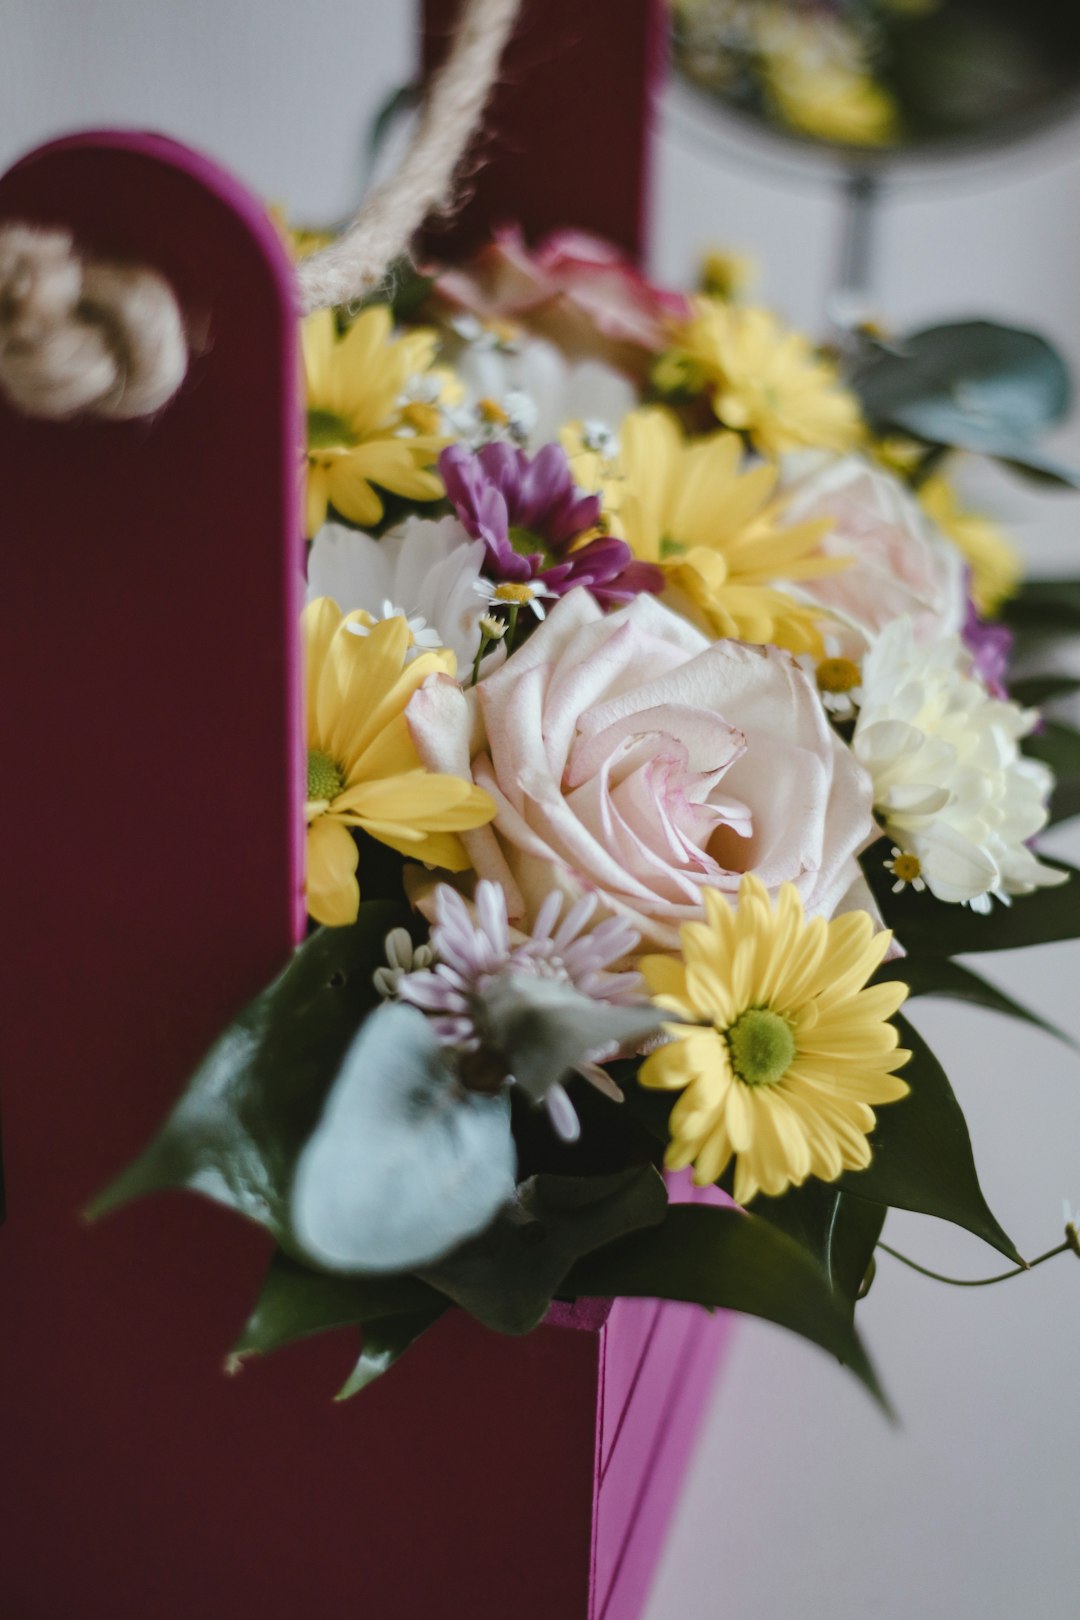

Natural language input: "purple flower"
[962,597,1013,700]
[392,880,646,1140]
[439,441,663,609]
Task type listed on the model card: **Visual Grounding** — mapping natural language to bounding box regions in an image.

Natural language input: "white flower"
[853,618,1066,909]
[450,332,637,450]
[472,576,557,622]
[307,517,488,670]
[344,600,443,655]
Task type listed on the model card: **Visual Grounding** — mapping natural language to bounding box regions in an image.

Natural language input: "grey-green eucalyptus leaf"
[290,1002,516,1275]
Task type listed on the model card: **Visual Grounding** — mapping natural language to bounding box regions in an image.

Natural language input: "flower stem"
[879,1230,1078,1289]
[505,601,520,654]
[470,629,492,688]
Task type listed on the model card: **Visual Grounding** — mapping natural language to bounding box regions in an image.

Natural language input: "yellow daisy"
[660,296,865,457]
[303,598,496,927]
[919,473,1021,618]
[579,407,845,654]
[639,875,910,1204]
[303,305,450,537]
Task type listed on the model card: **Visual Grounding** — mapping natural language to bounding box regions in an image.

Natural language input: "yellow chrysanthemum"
[639,876,910,1204]
[661,296,865,457]
[919,474,1021,618]
[303,599,496,927]
[571,406,844,654]
[303,304,451,537]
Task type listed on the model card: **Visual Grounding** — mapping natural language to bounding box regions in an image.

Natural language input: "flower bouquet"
[94,223,1080,1412]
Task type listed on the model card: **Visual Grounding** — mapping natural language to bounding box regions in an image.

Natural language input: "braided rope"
[296,0,521,313]
[0,0,520,420]
[0,223,188,421]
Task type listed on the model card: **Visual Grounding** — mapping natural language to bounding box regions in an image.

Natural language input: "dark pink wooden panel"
[421,0,668,263]
[0,131,307,1618]
[0,130,731,1620]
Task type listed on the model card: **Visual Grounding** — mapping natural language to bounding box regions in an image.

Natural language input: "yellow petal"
[306,816,360,927]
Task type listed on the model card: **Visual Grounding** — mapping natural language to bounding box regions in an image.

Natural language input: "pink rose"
[781,454,965,653]
[407,590,875,952]
[430,227,687,373]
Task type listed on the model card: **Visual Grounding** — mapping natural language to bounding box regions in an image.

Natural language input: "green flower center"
[307,748,345,803]
[307,407,357,450]
[726,1007,796,1087]
[508,525,557,568]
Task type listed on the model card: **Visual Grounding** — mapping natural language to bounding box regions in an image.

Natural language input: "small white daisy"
[344,600,444,656]
[884,847,927,895]
[815,654,863,719]
[472,577,558,622]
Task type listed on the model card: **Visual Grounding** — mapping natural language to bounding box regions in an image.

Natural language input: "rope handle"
[0,0,520,422]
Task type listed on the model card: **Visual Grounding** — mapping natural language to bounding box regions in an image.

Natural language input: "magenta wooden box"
[0,129,730,1620]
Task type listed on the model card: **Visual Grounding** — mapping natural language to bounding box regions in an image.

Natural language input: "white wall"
[4,6,1079,1617]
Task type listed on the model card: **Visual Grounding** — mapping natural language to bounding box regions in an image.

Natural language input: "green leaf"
[419,1167,669,1335]
[839,1016,1022,1265]
[1024,721,1080,825]
[753,1183,884,1314]
[864,849,1078,955]
[1002,579,1080,635]
[563,1204,889,1410]
[875,956,1077,1052]
[853,320,1073,470]
[89,901,409,1245]
[232,1250,442,1361]
[335,1306,446,1401]
[290,1001,516,1275]
[1009,673,1080,708]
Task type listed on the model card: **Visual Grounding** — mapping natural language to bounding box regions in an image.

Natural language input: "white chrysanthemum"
[853,618,1065,910]
[307,517,488,669]
[449,331,637,450]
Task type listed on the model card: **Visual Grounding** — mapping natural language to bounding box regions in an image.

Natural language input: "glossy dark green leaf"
[1003,579,1080,635]
[864,848,1077,955]
[419,1166,669,1335]
[829,1198,887,1308]
[839,1016,1022,1265]
[232,1250,442,1362]
[89,901,409,1246]
[1024,721,1080,824]
[1009,673,1080,708]
[563,1204,889,1410]
[853,321,1073,470]
[875,956,1077,1052]
[290,1001,516,1275]
[753,1183,884,1315]
[335,1306,447,1401]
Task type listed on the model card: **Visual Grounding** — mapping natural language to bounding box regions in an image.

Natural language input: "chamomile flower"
[472,576,557,622]
[816,655,863,718]
[884,848,926,895]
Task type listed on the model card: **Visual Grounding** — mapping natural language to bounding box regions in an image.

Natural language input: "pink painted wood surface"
[0,131,732,1620]
[421,0,669,263]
